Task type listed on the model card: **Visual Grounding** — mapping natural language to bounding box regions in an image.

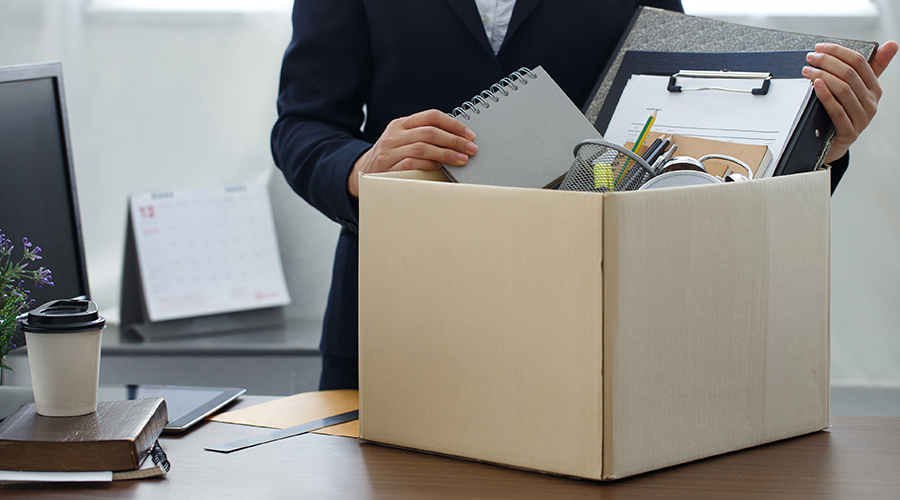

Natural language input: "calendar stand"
[119,185,291,342]
[120,210,285,341]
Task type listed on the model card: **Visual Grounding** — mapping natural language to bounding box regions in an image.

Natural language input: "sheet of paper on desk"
[0,470,113,483]
[129,184,290,322]
[209,389,358,438]
[603,75,813,178]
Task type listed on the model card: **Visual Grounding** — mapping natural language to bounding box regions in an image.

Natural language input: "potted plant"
[1,229,53,371]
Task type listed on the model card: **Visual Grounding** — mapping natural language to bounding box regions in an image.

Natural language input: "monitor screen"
[0,63,90,346]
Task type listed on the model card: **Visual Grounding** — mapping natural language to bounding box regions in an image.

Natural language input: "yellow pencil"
[632,109,657,155]
[612,109,657,188]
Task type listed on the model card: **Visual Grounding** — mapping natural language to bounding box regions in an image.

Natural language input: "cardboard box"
[357,169,830,480]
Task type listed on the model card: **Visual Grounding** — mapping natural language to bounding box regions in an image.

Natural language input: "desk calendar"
[127,185,290,323]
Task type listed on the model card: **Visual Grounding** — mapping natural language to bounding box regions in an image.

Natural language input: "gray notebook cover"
[441,66,601,189]
[585,7,878,126]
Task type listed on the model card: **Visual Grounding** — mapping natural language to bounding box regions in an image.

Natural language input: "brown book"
[0,398,168,472]
[0,441,171,483]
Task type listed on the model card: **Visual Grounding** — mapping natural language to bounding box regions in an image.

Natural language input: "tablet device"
[99,384,245,433]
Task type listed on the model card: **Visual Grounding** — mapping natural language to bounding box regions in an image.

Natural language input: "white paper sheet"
[0,470,113,482]
[130,184,291,322]
[603,75,813,178]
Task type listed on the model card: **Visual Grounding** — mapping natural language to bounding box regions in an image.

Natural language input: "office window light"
[87,0,293,13]
[90,0,877,16]
[682,0,878,17]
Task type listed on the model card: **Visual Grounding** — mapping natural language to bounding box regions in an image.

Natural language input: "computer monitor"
[0,62,91,347]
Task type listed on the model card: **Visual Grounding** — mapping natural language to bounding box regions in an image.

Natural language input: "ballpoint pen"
[641,137,663,161]
[655,143,678,174]
[644,135,671,165]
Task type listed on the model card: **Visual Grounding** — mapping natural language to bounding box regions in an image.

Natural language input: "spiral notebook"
[441,66,601,189]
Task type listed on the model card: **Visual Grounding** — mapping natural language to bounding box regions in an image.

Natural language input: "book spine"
[0,442,134,472]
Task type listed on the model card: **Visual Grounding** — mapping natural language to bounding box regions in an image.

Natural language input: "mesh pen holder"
[558,138,656,193]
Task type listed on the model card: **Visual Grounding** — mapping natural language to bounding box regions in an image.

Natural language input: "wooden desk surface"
[2,396,899,499]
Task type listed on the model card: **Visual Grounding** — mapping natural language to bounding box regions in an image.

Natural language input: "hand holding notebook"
[351,66,601,193]
[348,110,478,198]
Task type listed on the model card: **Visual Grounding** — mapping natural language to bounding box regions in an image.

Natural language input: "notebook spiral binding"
[150,441,171,473]
[450,67,537,120]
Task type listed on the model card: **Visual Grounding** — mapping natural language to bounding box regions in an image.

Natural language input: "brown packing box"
[357,168,830,480]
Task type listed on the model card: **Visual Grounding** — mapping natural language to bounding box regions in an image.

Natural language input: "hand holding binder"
[585,7,889,178]
[802,41,898,163]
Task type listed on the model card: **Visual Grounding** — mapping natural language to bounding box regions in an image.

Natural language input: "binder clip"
[667,70,773,96]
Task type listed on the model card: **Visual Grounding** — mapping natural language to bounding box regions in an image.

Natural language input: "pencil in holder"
[557,139,656,193]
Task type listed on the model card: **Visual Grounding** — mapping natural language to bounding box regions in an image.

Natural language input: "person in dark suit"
[271,1,896,390]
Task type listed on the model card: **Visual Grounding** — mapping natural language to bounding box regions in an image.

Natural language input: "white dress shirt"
[474,0,517,55]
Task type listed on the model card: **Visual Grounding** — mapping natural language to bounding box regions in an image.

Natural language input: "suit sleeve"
[829,151,849,194]
[270,0,371,232]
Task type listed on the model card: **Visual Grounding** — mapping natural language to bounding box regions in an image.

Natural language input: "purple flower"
[37,267,53,288]
[2,229,54,369]
[24,243,42,261]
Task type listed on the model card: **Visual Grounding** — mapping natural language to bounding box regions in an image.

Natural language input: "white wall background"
[0,0,897,388]
[685,1,900,388]
[0,0,339,325]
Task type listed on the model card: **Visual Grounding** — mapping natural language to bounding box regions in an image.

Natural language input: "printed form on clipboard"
[129,185,290,322]
[603,74,814,179]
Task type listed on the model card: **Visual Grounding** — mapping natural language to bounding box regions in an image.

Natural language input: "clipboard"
[584,7,879,176]
[595,50,826,177]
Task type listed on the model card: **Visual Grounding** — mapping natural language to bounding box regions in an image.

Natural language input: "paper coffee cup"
[21,299,106,417]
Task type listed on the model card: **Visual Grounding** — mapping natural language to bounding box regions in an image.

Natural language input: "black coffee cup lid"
[21,299,107,334]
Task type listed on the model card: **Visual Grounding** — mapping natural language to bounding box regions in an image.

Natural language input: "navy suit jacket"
[271,0,685,359]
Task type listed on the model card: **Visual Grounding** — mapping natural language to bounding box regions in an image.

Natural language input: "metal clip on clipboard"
[667,70,773,96]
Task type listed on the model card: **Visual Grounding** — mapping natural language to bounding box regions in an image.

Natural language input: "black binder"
[584,7,879,176]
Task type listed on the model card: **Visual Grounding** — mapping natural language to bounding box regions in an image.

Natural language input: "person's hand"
[347,109,477,198]
[802,40,898,164]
